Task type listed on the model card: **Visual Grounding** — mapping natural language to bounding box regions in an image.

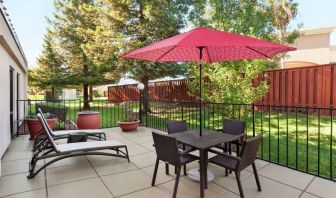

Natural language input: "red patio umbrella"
[122,27,295,136]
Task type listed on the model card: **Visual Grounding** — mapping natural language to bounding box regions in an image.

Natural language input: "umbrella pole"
[198,47,204,136]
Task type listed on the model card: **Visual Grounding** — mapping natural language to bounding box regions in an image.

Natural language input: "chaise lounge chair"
[33,108,107,151]
[28,113,129,179]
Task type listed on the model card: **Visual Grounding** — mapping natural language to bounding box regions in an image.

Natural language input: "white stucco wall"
[0,45,27,157]
[284,27,335,68]
[285,48,331,65]
[0,7,28,175]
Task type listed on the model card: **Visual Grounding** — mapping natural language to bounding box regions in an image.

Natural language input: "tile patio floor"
[1,127,335,198]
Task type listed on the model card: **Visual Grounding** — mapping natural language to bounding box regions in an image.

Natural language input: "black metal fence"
[146,101,336,181]
[17,99,336,181]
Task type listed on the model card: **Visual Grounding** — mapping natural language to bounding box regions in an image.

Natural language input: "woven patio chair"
[209,135,262,198]
[151,131,198,198]
[167,120,196,175]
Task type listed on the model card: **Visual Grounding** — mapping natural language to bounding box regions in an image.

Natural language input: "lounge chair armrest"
[208,148,241,162]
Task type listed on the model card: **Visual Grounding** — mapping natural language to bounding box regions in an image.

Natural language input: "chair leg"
[236,144,240,157]
[165,162,169,175]
[173,166,181,198]
[183,164,187,175]
[151,158,159,186]
[252,163,262,191]
[228,144,232,173]
[235,171,245,198]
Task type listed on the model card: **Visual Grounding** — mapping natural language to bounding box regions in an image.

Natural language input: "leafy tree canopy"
[98,0,197,111]
[48,0,122,108]
[29,31,67,98]
[187,0,300,104]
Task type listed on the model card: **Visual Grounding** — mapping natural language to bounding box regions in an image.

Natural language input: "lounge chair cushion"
[56,140,124,153]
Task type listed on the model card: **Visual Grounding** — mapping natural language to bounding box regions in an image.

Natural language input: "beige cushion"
[56,140,124,153]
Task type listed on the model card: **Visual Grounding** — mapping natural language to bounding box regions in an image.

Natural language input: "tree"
[30,32,66,99]
[267,0,301,68]
[187,0,300,104]
[98,0,193,113]
[49,0,121,109]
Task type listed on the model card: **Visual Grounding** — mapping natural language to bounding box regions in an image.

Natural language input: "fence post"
[79,99,82,112]
[16,99,19,137]
[181,104,184,120]
[145,101,148,127]
[252,103,255,137]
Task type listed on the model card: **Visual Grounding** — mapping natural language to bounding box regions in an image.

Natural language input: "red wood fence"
[107,79,195,103]
[259,64,336,108]
[108,64,336,108]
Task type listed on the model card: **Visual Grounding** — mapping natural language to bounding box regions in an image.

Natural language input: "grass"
[21,100,336,180]
[28,95,45,100]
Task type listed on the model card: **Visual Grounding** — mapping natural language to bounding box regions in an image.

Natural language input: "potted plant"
[118,109,140,132]
[25,113,58,140]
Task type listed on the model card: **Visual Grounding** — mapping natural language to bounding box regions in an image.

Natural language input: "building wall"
[284,27,335,68]
[0,46,27,158]
[0,7,28,168]
[286,48,331,66]
[292,32,330,49]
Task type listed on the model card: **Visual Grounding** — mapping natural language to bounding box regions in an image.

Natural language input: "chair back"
[152,131,180,166]
[238,135,262,171]
[167,120,188,134]
[37,113,59,152]
[222,119,245,136]
[38,108,56,136]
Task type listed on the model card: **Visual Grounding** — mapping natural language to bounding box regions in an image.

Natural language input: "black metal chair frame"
[209,135,262,198]
[151,131,198,198]
[28,114,129,179]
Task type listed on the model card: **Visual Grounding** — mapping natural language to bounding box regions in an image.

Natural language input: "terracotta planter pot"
[77,111,100,129]
[26,117,57,140]
[118,120,140,132]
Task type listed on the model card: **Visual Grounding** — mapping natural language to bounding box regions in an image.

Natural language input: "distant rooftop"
[299,26,335,35]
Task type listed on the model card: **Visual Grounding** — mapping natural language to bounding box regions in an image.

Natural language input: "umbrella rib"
[245,46,271,58]
[205,46,212,63]
[155,46,176,62]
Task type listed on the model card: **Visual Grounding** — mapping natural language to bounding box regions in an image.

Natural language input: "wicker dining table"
[169,129,244,198]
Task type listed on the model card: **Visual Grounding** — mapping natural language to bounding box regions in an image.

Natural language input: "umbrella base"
[187,168,215,182]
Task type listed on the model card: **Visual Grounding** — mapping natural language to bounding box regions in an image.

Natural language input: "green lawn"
[23,100,336,180]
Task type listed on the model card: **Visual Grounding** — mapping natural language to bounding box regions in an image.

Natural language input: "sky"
[3,0,336,67]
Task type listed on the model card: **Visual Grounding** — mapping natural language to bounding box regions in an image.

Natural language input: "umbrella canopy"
[122,26,295,62]
[122,27,296,136]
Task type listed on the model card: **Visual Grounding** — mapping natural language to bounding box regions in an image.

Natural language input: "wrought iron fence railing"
[16,99,336,181]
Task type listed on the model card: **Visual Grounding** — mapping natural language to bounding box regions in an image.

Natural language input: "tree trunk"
[51,86,55,100]
[89,85,93,101]
[83,84,90,110]
[82,52,90,110]
[140,77,150,113]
